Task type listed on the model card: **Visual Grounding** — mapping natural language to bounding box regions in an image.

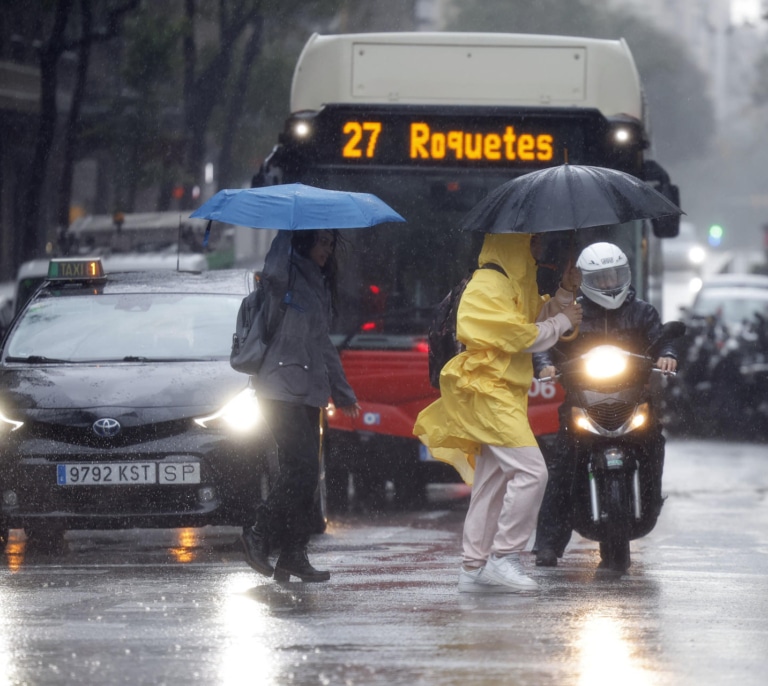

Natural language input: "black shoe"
[241,525,273,577]
[535,548,558,567]
[274,548,330,582]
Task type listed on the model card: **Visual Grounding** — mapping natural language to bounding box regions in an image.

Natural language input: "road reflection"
[217,574,279,684]
[168,527,200,563]
[576,611,653,686]
[3,529,25,572]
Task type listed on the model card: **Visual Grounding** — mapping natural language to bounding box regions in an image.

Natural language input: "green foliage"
[123,5,183,97]
[447,0,716,165]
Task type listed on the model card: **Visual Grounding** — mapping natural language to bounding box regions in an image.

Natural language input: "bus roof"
[291,32,643,120]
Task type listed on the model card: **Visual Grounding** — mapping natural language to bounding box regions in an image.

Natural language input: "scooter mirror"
[645,321,686,357]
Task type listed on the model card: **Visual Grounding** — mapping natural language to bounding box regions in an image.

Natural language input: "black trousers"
[258,399,321,551]
[534,403,666,556]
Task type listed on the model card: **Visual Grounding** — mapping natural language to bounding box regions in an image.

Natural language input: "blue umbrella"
[190,183,406,230]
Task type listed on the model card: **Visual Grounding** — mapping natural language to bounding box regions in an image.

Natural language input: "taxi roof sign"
[47,257,105,281]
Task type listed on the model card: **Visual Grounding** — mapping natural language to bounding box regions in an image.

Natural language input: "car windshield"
[692,288,768,324]
[4,293,241,362]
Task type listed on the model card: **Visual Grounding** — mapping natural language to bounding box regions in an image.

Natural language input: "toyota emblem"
[93,417,121,438]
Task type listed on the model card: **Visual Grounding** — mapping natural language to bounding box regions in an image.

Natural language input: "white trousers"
[462,444,548,568]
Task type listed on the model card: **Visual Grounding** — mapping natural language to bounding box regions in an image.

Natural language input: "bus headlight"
[613,127,631,144]
[293,120,312,138]
[194,388,261,432]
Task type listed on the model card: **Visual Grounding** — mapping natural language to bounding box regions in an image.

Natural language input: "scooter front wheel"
[600,473,631,572]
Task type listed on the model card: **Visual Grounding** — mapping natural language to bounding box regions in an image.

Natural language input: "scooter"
[543,321,685,572]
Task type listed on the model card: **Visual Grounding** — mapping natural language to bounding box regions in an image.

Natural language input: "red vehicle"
[253,32,679,508]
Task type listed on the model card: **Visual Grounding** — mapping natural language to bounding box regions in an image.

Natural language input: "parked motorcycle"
[663,313,728,436]
[671,312,768,439]
[705,313,768,439]
[543,321,685,572]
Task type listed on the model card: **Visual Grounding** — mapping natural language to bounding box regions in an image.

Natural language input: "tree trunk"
[217,17,263,190]
[180,0,257,209]
[57,0,93,253]
[19,0,74,264]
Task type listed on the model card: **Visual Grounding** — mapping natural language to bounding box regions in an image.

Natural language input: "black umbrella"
[461,164,683,234]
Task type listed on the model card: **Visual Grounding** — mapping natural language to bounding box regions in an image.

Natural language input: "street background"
[1,437,766,686]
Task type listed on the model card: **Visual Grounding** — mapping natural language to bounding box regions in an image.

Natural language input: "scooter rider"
[533,242,678,568]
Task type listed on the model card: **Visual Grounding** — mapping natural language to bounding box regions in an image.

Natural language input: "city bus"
[252,32,680,508]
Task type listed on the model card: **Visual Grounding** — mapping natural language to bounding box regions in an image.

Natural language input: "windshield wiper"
[122,356,216,362]
[5,355,71,364]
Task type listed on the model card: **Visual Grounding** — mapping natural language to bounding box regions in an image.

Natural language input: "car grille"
[24,485,202,515]
[586,400,634,432]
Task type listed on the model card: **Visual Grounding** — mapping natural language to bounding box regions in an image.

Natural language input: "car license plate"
[56,462,200,486]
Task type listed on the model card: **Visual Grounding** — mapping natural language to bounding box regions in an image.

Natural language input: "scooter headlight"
[583,345,629,380]
[571,407,598,434]
[629,403,649,430]
[194,388,261,432]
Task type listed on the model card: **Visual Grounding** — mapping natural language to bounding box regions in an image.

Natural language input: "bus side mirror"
[652,182,680,238]
[643,160,681,239]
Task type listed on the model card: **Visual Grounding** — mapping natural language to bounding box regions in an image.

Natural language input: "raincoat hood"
[478,233,535,278]
[478,233,542,323]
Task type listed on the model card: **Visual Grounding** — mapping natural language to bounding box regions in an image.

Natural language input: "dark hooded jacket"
[533,286,677,375]
[251,231,357,408]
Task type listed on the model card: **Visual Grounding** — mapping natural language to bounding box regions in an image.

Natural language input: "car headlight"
[194,388,261,432]
[0,409,24,434]
[583,345,629,380]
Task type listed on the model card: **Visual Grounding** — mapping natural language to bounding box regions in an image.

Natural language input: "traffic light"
[708,224,724,247]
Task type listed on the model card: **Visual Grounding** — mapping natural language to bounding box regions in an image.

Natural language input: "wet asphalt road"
[0,438,766,685]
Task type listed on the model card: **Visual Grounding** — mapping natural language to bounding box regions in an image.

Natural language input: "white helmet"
[576,242,631,309]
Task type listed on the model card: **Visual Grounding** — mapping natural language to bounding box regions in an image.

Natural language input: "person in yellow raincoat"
[414,232,582,594]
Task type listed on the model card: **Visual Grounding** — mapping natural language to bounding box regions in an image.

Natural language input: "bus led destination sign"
[337,118,557,167]
[409,123,553,162]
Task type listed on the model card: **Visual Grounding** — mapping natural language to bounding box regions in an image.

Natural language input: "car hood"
[0,362,249,420]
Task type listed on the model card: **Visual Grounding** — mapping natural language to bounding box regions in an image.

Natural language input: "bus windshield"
[305,169,647,346]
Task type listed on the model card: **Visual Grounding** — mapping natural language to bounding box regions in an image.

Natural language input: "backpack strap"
[479,263,507,278]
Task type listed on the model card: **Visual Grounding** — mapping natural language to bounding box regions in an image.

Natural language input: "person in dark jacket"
[242,229,360,582]
[532,242,677,568]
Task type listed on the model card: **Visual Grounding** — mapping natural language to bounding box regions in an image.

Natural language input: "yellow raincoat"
[413,233,550,485]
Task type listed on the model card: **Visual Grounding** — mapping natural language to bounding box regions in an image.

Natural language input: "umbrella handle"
[560,325,579,342]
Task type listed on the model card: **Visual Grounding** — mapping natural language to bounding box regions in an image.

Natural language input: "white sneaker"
[458,565,527,594]
[482,554,541,594]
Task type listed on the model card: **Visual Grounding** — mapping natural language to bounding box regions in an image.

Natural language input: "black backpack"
[230,267,294,376]
[427,263,507,388]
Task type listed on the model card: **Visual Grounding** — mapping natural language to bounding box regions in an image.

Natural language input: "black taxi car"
[0,258,274,548]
